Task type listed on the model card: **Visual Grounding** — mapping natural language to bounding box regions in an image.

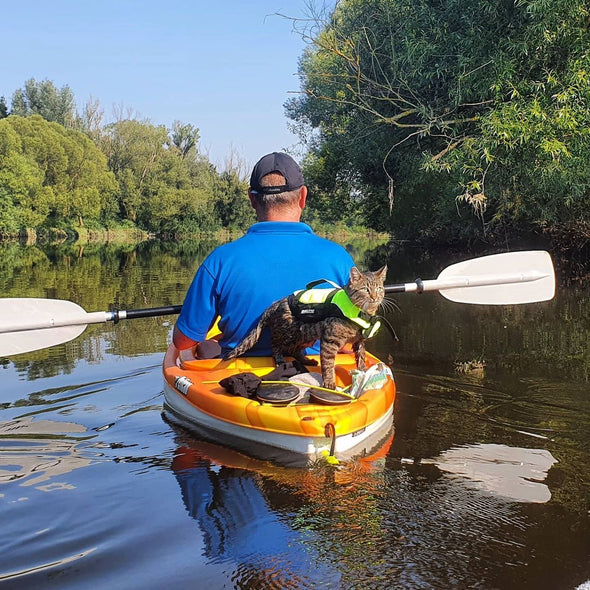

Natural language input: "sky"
[2,1,331,170]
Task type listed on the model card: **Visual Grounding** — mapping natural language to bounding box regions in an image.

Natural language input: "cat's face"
[347,265,387,314]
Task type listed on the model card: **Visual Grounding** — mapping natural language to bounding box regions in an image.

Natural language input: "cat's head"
[346,265,387,315]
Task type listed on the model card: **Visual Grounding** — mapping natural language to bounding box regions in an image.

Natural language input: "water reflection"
[0,240,589,588]
[421,443,557,503]
[2,240,589,384]
[170,427,394,588]
[166,421,582,589]
[0,417,92,492]
[0,236,388,374]
[382,248,590,383]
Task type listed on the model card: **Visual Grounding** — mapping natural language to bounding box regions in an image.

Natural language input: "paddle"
[386,250,555,304]
[0,302,181,357]
[0,250,554,357]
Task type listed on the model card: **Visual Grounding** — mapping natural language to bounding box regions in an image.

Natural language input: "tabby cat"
[224,266,387,390]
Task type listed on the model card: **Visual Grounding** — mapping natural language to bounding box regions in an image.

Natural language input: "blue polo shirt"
[176,222,355,356]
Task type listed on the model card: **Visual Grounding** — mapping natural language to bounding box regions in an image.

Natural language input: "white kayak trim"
[163,380,394,458]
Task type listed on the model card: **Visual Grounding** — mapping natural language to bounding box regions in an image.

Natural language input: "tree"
[169,121,199,159]
[138,149,219,234]
[0,97,8,119]
[77,96,104,141]
[11,78,77,127]
[213,168,254,230]
[100,119,218,233]
[101,119,168,221]
[0,116,117,230]
[0,121,46,231]
[287,0,590,239]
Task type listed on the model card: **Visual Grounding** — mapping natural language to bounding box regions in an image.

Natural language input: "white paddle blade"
[0,298,106,356]
[436,251,555,305]
[0,324,87,356]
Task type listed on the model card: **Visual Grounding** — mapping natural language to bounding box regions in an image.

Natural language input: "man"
[173,152,355,357]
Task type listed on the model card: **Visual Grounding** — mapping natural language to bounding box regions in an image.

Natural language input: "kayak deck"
[162,345,395,458]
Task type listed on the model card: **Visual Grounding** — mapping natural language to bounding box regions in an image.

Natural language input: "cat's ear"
[349,266,362,282]
[375,265,388,280]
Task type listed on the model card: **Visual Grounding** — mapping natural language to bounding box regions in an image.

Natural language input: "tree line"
[2,0,588,245]
[287,0,590,244]
[0,79,255,237]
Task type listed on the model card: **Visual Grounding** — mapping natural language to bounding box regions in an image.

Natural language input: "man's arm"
[174,256,218,351]
[173,325,198,350]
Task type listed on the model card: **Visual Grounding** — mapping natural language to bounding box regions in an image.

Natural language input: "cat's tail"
[222,306,273,360]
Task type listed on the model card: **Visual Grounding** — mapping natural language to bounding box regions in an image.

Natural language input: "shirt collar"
[247,221,313,234]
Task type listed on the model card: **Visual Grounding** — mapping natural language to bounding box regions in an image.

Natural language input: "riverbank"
[0,226,151,245]
[2,221,588,264]
[1,224,391,246]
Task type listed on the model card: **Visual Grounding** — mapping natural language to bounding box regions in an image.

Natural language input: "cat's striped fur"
[224,266,387,390]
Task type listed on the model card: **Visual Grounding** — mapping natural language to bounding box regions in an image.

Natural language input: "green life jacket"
[287,279,381,339]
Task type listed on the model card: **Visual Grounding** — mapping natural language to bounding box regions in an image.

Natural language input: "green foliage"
[300,151,365,226]
[99,119,224,234]
[169,120,200,159]
[0,97,8,119]
[0,121,45,231]
[101,119,169,222]
[0,115,117,231]
[431,0,590,229]
[0,105,255,237]
[11,78,76,127]
[0,76,391,239]
[213,169,254,230]
[288,0,590,239]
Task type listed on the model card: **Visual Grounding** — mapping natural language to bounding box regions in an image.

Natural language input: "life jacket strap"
[303,278,341,291]
[290,284,381,338]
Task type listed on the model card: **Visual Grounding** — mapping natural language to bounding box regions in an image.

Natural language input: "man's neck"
[257,207,302,222]
[259,213,301,222]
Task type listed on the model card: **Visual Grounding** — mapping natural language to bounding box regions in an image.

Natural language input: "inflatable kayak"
[162,344,395,460]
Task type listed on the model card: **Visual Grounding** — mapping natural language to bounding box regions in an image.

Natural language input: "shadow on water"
[0,239,589,588]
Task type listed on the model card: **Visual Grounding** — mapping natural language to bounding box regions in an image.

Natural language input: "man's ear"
[298,185,308,210]
[248,190,258,209]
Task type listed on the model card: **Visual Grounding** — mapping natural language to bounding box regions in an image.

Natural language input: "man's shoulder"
[206,235,247,257]
[306,233,346,248]
[205,222,352,263]
[202,230,268,267]
[304,233,353,257]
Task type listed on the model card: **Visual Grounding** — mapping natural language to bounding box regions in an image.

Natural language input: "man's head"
[248,152,307,221]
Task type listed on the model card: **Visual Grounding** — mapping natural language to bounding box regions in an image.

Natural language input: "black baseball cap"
[249,152,304,195]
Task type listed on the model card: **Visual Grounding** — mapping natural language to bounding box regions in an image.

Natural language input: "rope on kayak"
[322,423,339,465]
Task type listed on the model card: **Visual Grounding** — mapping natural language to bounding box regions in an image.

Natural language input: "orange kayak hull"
[163,345,395,458]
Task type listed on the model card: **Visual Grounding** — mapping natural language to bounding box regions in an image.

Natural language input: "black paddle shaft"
[113,305,183,322]
[385,282,415,294]
[112,282,415,323]
[114,286,413,323]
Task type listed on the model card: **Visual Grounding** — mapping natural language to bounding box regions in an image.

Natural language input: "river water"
[0,238,588,589]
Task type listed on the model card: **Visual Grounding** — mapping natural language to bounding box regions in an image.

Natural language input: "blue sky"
[3,1,330,169]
